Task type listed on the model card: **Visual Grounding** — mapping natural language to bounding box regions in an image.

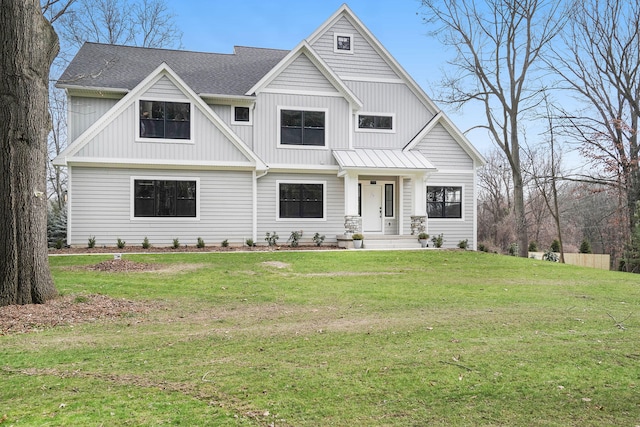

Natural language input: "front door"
[362,183,383,233]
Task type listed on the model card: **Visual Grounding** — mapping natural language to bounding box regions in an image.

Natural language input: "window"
[139,100,190,139]
[279,183,324,219]
[334,32,354,53]
[427,186,462,218]
[280,109,325,146]
[358,114,393,130]
[385,184,394,217]
[134,179,196,217]
[233,106,251,124]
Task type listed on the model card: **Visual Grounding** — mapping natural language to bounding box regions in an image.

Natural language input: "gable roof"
[57,43,288,97]
[54,62,267,171]
[246,41,363,109]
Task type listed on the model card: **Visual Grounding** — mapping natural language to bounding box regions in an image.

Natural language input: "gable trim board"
[54,62,267,172]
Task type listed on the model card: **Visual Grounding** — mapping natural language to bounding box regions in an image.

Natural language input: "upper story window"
[334,32,354,54]
[134,179,197,218]
[139,100,190,140]
[280,109,326,147]
[357,113,395,133]
[232,106,251,125]
[427,186,462,219]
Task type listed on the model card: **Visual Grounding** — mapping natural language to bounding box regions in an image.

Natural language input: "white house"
[54,4,485,249]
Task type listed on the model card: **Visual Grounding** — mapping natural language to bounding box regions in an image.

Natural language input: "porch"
[337,234,429,250]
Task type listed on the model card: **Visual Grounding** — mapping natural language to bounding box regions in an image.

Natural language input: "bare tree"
[550,0,640,254]
[478,149,514,250]
[1,0,59,305]
[421,0,566,256]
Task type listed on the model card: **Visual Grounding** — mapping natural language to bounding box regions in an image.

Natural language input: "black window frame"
[134,179,197,218]
[279,183,324,219]
[427,186,462,219]
[234,106,250,123]
[139,100,191,140]
[358,114,393,130]
[280,109,326,147]
[336,35,351,51]
[385,184,394,217]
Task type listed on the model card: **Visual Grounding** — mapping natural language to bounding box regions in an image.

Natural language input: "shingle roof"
[57,42,290,96]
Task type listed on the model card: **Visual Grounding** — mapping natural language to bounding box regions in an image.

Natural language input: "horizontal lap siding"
[311,17,398,79]
[253,93,350,165]
[417,123,474,169]
[76,105,249,163]
[346,81,433,149]
[142,76,186,99]
[256,172,344,243]
[69,167,253,246]
[69,96,119,141]
[269,54,338,92]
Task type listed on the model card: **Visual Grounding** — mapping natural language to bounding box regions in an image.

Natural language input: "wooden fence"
[528,252,611,270]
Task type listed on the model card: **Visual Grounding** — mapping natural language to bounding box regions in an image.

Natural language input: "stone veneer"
[410,216,426,235]
[344,215,362,235]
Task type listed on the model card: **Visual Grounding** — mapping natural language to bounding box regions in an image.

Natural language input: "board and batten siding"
[75,104,250,163]
[416,123,474,169]
[256,172,345,243]
[269,54,339,93]
[252,92,350,166]
[208,103,254,147]
[311,16,398,79]
[68,166,254,246]
[69,96,120,141]
[346,80,434,149]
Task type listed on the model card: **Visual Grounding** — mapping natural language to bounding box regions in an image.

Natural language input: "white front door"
[362,183,383,233]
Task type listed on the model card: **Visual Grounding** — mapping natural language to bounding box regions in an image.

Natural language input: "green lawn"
[2,250,640,426]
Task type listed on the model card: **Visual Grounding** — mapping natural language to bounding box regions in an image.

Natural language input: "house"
[53,4,485,249]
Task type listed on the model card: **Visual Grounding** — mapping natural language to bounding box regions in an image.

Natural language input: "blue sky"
[173,0,492,155]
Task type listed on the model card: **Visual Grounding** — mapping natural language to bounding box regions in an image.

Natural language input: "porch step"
[360,236,426,250]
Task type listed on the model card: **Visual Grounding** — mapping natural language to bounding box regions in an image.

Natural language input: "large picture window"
[279,183,324,219]
[134,179,196,217]
[427,186,462,218]
[280,109,325,146]
[140,100,190,139]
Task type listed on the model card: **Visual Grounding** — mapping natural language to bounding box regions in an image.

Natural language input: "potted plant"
[351,233,364,249]
[418,232,429,248]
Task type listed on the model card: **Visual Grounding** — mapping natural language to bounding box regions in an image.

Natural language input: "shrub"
[47,205,67,248]
[246,238,255,247]
[478,243,489,252]
[313,232,325,246]
[288,230,302,247]
[508,243,518,256]
[431,233,444,248]
[142,236,151,249]
[457,239,468,250]
[528,241,538,252]
[352,233,364,240]
[221,239,229,248]
[550,239,561,252]
[172,238,180,249]
[88,235,96,249]
[418,232,429,240]
[543,250,559,262]
[54,239,64,250]
[197,237,205,249]
[579,239,592,254]
[117,238,126,249]
[265,231,279,246]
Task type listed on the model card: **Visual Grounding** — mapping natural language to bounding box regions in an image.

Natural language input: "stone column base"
[410,216,426,235]
[344,215,362,235]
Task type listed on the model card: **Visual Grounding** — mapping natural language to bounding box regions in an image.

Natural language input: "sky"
[172,0,493,156]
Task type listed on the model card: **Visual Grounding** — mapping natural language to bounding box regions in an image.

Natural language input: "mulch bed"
[49,244,342,255]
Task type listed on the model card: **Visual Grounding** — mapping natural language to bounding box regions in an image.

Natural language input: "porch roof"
[332,149,436,172]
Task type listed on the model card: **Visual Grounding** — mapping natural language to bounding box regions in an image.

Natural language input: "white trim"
[67,167,73,245]
[334,32,354,54]
[130,176,201,221]
[136,98,194,144]
[276,179,327,222]
[267,164,338,173]
[425,183,466,222]
[231,105,253,126]
[66,157,257,170]
[339,75,405,84]
[277,106,330,150]
[252,170,258,242]
[355,112,396,134]
[259,87,344,98]
[431,169,475,175]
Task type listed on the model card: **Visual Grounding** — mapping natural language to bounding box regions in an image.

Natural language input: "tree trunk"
[0,0,59,306]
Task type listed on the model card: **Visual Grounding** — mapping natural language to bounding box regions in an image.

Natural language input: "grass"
[2,250,640,426]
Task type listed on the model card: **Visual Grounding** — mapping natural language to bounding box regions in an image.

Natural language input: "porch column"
[410,173,427,235]
[343,170,361,234]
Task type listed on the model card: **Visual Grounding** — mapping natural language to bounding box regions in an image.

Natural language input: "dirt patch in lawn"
[0,294,161,336]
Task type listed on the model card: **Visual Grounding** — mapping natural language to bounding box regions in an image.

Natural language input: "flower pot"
[419,239,428,248]
[353,239,363,249]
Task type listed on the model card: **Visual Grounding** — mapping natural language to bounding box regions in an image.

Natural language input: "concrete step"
[360,236,427,250]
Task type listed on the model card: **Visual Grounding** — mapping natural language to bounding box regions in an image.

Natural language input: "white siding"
[252,92,350,165]
[346,81,434,149]
[256,172,344,243]
[68,166,254,246]
[416,123,474,169]
[311,16,398,79]
[402,178,413,235]
[75,104,250,163]
[69,96,120,141]
[208,103,254,148]
[268,54,338,93]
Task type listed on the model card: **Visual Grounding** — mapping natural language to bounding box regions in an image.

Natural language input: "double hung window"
[427,186,462,218]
